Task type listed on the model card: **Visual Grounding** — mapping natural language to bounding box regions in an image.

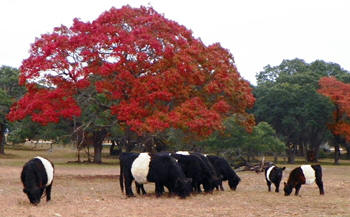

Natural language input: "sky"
[0,0,349,85]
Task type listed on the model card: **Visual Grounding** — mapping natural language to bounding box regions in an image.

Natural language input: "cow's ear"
[282,167,286,171]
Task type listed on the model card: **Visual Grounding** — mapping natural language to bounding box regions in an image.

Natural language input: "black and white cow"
[284,164,324,196]
[207,155,241,191]
[264,165,285,192]
[171,152,210,193]
[119,152,192,198]
[175,151,220,193]
[21,156,54,205]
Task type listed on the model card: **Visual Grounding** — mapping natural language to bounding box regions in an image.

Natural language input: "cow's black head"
[283,182,293,196]
[23,187,44,205]
[228,176,241,191]
[174,178,192,198]
[203,180,214,193]
[203,175,221,193]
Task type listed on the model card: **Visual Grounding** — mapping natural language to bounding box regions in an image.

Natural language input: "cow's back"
[208,155,234,180]
[147,154,184,183]
[21,158,49,187]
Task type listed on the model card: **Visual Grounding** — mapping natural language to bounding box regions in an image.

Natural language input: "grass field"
[1,144,350,217]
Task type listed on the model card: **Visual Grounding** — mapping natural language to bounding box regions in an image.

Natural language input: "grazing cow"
[264,165,285,192]
[207,155,241,191]
[119,152,192,198]
[284,165,324,196]
[171,152,208,193]
[175,151,220,193]
[21,156,54,205]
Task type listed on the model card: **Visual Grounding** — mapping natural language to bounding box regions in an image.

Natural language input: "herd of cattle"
[20,151,325,205]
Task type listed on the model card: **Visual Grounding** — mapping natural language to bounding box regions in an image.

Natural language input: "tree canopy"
[7,6,255,159]
[203,117,283,163]
[254,59,350,162]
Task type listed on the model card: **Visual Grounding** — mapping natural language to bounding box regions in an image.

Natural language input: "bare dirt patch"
[1,149,350,217]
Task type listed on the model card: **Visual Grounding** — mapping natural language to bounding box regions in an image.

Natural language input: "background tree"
[202,116,283,164]
[246,121,285,163]
[0,66,25,154]
[8,6,255,162]
[318,77,350,164]
[8,117,72,147]
[254,59,349,163]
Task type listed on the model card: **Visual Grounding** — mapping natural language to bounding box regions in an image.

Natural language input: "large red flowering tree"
[318,77,350,164]
[8,6,255,162]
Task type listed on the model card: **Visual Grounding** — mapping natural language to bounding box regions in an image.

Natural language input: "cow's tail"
[119,155,124,193]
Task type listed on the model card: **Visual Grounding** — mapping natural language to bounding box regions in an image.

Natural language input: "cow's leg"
[125,177,135,197]
[192,182,199,193]
[267,181,272,192]
[274,182,280,193]
[165,184,173,197]
[135,183,146,195]
[315,171,325,195]
[45,184,52,201]
[194,182,201,193]
[295,184,302,196]
[219,181,224,191]
[140,185,147,195]
[136,183,141,195]
[155,182,163,197]
[315,178,325,195]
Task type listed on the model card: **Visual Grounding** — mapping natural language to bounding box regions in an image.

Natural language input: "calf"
[21,156,54,205]
[264,165,285,192]
[207,155,241,191]
[119,152,192,198]
[284,165,324,196]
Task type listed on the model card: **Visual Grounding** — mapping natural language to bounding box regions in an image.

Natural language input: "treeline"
[1,58,350,164]
[253,59,350,164]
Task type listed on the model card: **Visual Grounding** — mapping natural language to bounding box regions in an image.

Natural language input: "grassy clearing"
[1,146,350,217]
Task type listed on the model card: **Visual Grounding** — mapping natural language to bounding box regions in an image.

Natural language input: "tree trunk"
[0,124,5,155]
[273,153,278,163]
[287,143,295,164]
[313,145,321,162]
[334,145,340,165]
[93,143,102,164]
[334,136,342,165]
[93,129,108,164]
[344,143,350,160]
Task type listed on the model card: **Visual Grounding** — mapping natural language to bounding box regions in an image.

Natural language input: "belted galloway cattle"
[175,151,220,193]
[21,156,54,205]
[264,165,285,192]
[284,164,324,196]
[119,152,192,198]
[207,155,241,191]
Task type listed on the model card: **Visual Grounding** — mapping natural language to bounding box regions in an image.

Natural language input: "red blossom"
[318,77,350,141]
[8,6,255,138]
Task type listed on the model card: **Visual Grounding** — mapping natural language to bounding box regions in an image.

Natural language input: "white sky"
[1,0,349,85]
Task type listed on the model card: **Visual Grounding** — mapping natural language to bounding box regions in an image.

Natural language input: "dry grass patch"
[1,147,350,217]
